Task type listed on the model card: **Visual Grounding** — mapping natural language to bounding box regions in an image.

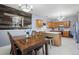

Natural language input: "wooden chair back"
[35,31,45,39]
[7,32,17,55]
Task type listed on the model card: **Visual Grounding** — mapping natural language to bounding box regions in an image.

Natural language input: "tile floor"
[39,37,79,55]
[0,37,79,55]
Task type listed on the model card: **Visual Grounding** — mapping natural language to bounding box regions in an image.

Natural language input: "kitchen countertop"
[45,31,61,34]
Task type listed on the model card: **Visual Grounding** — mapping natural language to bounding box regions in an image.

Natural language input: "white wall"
[64,15,78,31]
[32,15,48,31]
[0,45,11,55]
[0,29,32,54]
[0,29,32,47]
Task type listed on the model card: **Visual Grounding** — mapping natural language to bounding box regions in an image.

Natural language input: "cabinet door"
[63,31,69,37]
[48,22,53,28]
[52,22,55,28]
[48,22,60,28]
[55,22,59,28]
[59,22,63,25]
[66,21,70,27]
[63,21,70,27]
[36,20,43,27]
[48,22,51,28]
[51,22,57,28]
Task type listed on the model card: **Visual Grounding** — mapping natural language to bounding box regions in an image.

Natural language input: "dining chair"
[7,32,21,55]
[32,31,45,55]
[31,31,37,36]
[8,32,40,55]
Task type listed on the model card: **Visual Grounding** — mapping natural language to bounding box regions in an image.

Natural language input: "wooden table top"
[14,36,47,52]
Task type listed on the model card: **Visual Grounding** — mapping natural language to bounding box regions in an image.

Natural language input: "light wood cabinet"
[59,22,63,25]
[36,19,43,27]
[63,21,70,27]
[47,22,52,28]
[48,22,58,28]
[66,21,70,27]
[63,31,70,37]
[47,21,70,28]
[52,22,57,28]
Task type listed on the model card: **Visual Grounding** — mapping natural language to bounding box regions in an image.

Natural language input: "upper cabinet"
[63,21,70,28]
[0,4,32,29]
[47,21,70,28]
[48,22,58,28]
[36,19,43,27]
[47,22,52,28]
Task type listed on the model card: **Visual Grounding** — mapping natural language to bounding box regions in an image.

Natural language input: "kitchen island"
[45,31,61,46]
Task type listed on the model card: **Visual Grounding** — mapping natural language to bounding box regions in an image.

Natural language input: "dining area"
[7,31,49,55]
[0,1,79,59]
[0,4,64,55]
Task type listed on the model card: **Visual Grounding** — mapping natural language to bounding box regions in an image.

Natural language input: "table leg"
[50,39,52,48]
[45,43,48,55]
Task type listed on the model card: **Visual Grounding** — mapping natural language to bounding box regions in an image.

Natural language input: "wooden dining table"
[13,36,48,55]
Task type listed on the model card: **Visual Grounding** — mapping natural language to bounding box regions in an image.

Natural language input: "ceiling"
[4,4,79,19]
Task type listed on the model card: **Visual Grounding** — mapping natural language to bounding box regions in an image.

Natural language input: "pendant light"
[18,4,33,12]
[57,8,64,21]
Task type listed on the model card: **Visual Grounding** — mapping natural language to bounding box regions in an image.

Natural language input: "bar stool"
[45,36,53,48]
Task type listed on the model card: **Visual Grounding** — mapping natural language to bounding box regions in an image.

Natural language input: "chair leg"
[42,47,44,54]
[10,48,13,54]
[10,50,11,54]
[34,49,38,55]
[32,50,35,55]
[10,49,17,55]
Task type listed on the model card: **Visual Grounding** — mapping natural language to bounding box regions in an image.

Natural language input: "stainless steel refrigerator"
[75,22,79,43]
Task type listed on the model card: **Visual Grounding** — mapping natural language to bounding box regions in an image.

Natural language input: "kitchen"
[0,4,79,55]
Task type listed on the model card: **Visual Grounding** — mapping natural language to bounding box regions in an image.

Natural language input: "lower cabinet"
[63,31,70,37]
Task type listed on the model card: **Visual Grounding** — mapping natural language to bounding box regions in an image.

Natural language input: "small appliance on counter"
[58,25,64,31]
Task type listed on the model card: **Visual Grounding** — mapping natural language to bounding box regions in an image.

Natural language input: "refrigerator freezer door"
[76,22,79,43]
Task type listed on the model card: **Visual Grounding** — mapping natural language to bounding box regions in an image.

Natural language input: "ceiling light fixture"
[57,16,64,21]
[18,4,33,12]
[57,8,64,21]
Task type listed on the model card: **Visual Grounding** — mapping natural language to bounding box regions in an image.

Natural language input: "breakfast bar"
[45,31,61,46]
